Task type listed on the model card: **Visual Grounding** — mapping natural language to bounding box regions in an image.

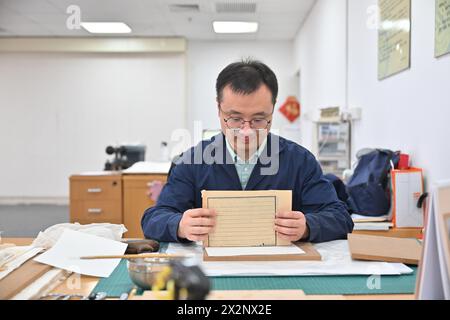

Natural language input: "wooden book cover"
[348,233,422,265]
[202,190,292,247]
[200,190,321,261]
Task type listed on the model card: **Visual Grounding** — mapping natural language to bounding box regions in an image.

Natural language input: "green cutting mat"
[91,259,134,298]
[91,258,417,297]
[211,268,417,295]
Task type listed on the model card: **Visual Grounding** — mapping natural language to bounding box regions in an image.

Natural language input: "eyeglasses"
[219,106,272,130]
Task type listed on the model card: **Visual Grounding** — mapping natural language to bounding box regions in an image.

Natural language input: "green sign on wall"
[436,0,450,57]
[378,0,412,80]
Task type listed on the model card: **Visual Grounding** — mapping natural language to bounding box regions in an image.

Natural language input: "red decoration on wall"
[279,96,301,122]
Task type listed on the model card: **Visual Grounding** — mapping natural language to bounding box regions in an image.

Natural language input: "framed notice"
[436,0,450,57]
[378,0,411,80]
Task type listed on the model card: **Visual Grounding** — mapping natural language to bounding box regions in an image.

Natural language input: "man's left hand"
[274,211,309,242]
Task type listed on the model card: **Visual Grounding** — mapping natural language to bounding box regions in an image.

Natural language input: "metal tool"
[39,293,86,300]
[119,292,129,300]
[88,291,107,300]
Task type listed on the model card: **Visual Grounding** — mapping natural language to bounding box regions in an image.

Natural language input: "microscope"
[104,144,146,171]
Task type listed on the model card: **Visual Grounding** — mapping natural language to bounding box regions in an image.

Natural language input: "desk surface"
[3,238,416,300]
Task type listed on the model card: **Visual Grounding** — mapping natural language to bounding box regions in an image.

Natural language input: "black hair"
[216,59,278,106]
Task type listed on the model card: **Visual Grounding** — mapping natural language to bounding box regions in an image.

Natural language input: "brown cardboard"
[348,233,422,265]
[202,242,321,262]
[0,259,52,299]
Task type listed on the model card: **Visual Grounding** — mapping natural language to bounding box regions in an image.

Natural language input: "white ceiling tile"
[1,0,62,14]
[0,0,317,40]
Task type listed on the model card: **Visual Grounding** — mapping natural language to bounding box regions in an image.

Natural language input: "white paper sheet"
[166,240,414,277]
[122,161,171,174]
[205,245,305,257]
[353,222,393,231]
[351,214,389,222]
[34,229,127,278]
[77,171,118,176]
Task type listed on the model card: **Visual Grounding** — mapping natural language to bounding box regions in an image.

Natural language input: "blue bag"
[346,149,399,216]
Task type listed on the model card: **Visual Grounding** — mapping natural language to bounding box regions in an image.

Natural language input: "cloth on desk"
[32,223,127,249]
[165,240,413,277]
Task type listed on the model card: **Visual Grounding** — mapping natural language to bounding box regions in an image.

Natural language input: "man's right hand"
[177,208,217,241]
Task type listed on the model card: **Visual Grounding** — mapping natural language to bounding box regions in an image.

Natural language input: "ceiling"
[0,0,317,40]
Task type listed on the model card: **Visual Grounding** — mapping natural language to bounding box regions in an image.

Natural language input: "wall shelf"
[313,120,351,177]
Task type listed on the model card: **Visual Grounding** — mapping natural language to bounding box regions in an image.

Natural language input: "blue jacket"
[141,133,353,243]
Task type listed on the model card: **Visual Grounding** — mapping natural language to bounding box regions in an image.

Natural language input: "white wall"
[187,40,301,146]
[0,52,186,199]
[293,0,348,150]
[348,0,450,186]
[0,41,299,200]
[294,0,450,187]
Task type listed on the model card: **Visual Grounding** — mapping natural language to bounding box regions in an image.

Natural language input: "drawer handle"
[87,188,102,193]
[87,208,102,214]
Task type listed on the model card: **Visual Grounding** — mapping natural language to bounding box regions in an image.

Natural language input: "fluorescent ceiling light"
[213,21,258,34]
[81,22,132,34]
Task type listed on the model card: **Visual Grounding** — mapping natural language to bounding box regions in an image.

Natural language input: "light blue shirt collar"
[225,136,268,164]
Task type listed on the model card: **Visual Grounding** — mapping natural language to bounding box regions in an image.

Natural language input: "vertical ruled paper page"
[207,196,276,247]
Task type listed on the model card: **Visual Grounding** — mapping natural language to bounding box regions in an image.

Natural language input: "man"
[141,60,353,243]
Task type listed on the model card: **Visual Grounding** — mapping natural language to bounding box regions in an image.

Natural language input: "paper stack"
[351,214,392,231]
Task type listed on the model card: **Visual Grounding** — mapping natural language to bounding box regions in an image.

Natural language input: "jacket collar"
[210,132,285,157]
[209,133,285,190]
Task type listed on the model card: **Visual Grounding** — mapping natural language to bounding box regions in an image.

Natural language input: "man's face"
[218,84,274,155]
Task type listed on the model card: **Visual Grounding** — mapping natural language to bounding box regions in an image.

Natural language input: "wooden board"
[348,233,422,265]
[0,258,53,299]
[202,190,292,247]
[129,289,307,300]
[353,228,423,239]
[202,242,321,262]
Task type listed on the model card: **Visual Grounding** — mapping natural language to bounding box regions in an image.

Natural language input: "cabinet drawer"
[70,200,122,223]
[70,179,122,201]
[122,175,167,189]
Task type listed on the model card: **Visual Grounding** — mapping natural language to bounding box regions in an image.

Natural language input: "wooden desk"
[2,238,416,300]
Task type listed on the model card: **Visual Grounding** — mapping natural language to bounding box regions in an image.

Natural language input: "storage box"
[391,168,424,228]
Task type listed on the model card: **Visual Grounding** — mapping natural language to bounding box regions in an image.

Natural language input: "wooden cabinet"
[70,174,123,224]
[123,175,167,238]
[69,173,167,238]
